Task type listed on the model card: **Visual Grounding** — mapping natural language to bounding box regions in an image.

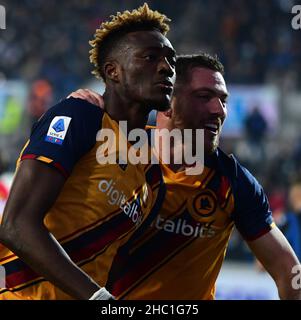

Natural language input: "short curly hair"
[89,3,171,80]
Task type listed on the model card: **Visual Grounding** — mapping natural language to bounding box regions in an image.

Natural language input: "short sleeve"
[21,97,104,177]
[231,159,274,241]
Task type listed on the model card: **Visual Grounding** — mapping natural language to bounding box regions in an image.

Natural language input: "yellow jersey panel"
[106,149,274,299]
[0,98,164,299]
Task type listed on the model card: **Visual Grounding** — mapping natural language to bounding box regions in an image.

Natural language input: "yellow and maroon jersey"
[0,97,165,300]
[106,148,275,300]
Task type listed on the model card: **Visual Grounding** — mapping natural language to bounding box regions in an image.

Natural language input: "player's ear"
[104,61,120,82]
[156,109,172,124]
[162,108,172,119]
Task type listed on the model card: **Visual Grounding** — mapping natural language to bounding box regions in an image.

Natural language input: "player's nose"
[157,57,175,78]
[209,97,226,119]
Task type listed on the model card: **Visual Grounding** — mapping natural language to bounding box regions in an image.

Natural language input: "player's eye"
[143,54,157,61]
[220,96,228,104]
[168,57,176,67]
[197,95,211,102]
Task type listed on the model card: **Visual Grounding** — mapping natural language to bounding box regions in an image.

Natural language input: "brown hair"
[175,53,225,91]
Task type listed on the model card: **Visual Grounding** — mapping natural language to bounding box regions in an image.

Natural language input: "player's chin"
[204,137,219,155]
[150,94,172,111]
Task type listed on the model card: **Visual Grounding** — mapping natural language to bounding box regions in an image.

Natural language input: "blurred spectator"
[255,187,301,271]
[271,190,301,260]
[244,107,267,143]
[0,0,300,97]
[0,95,23,135]
[0,153,7,176]
[240,107,267,176]
[27,79,53,125]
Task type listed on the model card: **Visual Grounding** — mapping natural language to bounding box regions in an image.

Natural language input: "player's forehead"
[124,30,175,54]
[189,67,228,95]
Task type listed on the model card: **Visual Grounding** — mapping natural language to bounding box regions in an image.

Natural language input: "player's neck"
[157,122,205,173]
[103,91,150,131]
[158,141,188,173]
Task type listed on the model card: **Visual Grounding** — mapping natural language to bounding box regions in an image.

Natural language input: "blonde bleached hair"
[89,3,171,80]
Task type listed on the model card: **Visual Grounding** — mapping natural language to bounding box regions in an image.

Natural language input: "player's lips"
[155,79,174,92]
[203,121,221,135]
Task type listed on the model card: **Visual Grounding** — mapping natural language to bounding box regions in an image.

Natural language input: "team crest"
[191,189,217,221]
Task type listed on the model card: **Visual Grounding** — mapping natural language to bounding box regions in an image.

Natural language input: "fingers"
[88,90,104,109]
[67,91,87,100]
[67,89,93,102]
[67,89,104,108]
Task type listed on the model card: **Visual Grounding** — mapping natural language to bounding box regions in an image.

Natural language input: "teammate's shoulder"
[48,97,104,119]
[216,148,237,175]
[231,155,258,185]
[29,97,104,145]
[216,148,259,187]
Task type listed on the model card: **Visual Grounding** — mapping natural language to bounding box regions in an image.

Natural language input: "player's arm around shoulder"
[0,98,110,299]
[230,157,301,299]
[67,89,104,109]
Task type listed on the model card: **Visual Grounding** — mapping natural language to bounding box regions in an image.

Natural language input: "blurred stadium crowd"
[0,0,301,263]
[1,0,300,96]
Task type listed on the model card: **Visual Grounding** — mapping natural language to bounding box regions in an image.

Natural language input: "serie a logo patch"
[45,116,72,145]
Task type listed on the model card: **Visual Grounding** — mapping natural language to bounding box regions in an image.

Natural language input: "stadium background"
[0,0,301,299]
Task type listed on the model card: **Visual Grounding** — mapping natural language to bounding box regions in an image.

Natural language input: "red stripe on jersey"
[21,154,37,160]
[21,154,69,178]
[2,211,134,290]
[108,211,196,297]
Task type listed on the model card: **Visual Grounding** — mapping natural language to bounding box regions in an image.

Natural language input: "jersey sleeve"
[21,97,104,177]
[231,157,275,241]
